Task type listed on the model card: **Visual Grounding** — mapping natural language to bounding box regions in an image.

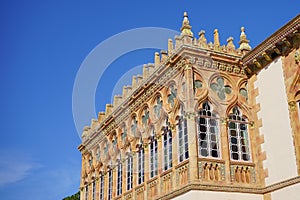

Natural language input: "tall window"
[163,124,172,171]
[198,102,220,158]
[99,175,104,200]
[117,162,122,196]
[92,180,96,200]
[178,106,189,162]
[108,170,113,200]
[228,106,250,161]
[150,131,158,178]
[85,185,88,200]
[137,148,145,185]
[127,156,133,191]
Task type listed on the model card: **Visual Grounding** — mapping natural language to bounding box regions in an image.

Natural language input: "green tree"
[62,191,80,200]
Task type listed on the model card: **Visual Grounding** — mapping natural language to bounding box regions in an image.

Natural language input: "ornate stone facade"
[78,13,300,200]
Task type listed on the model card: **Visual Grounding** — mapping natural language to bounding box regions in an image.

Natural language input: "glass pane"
[230,130,237,137]
[232,145,238,152]
[200,133,207,140]
[231,137,237,144]
[212,150,218,157]
[200,141,207,148]
[242,154,250,161]
[201,149,208,156]
[200,125,207,132]
[240,123,246,130]
[210,141,216,148]
[211,134,216,142]
[209,119,216,126]
[210,126,215,134]
[229,122,236,129]
[232,153,239,160]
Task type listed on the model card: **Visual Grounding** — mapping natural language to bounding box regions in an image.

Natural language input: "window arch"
[178,105,189,162]
[228,106,251,161]
[197,101,220,158]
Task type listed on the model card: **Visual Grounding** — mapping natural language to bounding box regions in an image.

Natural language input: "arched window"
[92,180,96,200]
[127,155,133,191]
[163,117,172,171]
[150,129,158,178]
[137,148,144,185]
[197,101,220,158]
[178,106,189,162]
[116,162,122,196]
[99,175,104,200]
[228,106,250,161]
[85,185,88,200]
[108,170,113,200]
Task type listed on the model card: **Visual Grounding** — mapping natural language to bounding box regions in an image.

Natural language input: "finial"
[198,30,207,48]
[180,11,193,37]
[214,29,220,50]
[239,26,251,52]
[226,37,235,53]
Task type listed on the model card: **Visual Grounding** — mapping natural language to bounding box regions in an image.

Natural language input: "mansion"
[78,13,300,200]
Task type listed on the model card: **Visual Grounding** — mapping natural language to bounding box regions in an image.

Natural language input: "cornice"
[242,14,300,77]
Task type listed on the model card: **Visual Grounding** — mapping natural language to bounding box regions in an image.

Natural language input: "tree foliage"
[62,191,80,200]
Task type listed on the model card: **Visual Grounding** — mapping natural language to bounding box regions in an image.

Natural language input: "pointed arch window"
[117,162,122,196]
[108,170,113,200]
[99,175,104,200]
[228,106,251,161]
[163,118,172,171]
[92,180,96,200]
[150,129,158,178]
[178,106,189,162]
[127,155,133,191]
[85,185,88,200]
[197,101,220,158]
[137,148,145,185]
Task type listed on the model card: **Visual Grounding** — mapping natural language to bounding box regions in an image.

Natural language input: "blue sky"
[0,1,298,199]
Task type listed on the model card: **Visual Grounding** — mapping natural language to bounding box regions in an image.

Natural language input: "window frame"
[228,106,251,162]
[178,108,189,162]
[197,102,221,159]
[108,170,113,200]
[163,128,172,171]
[99,175,104,200]
[127,155,133,191]
[137,148,145,185]
[92,180,96,200]
[116,162,122,196]
[149,135,158,178]
[85,185,88,200]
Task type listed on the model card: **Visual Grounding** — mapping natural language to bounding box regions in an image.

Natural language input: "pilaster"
[184,61,198,182]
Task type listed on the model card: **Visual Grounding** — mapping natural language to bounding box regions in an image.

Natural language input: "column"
[184,61,198,182]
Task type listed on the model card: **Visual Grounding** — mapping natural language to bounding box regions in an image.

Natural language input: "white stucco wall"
[255,58,297,186]
[172,190,263,200]
[271,182,300,200]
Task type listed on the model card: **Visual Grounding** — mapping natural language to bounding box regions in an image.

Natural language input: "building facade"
[78,13,300,200]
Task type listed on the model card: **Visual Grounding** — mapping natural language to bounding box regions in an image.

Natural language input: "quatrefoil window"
[210,77,232,100]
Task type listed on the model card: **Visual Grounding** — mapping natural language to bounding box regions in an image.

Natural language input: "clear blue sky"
[0,1,298,199]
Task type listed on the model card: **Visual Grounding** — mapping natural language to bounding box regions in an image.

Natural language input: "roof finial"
[180,11,193,37]
[239,26,251,52]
